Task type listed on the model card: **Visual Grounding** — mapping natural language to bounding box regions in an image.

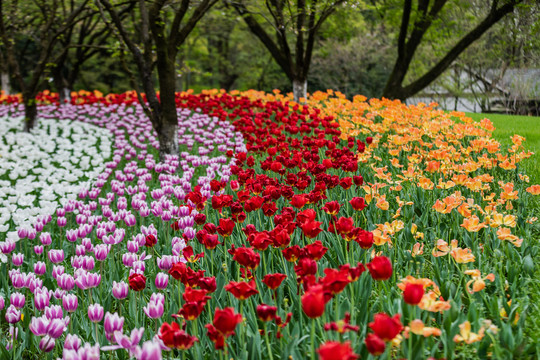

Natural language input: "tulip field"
[0,89,539,359]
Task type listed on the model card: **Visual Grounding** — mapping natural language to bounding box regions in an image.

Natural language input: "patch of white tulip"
[0,115,113,240]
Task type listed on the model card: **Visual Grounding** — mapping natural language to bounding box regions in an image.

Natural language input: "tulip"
[155,273,169,290]
[39,335,56,352]
[5,305,21,323]
[256,304,277,322]
[112,281,129,299]
[367,256,393,281]
[369,313,403,342]
[212,307,242,337]
[317,341,359,360]
[139,340,162,360]
[10,292,25,308]
[365,333,386,355]
[301,285,329,319]
[403,283,425,305]
[129,273,147,291]
[88,303,104,323]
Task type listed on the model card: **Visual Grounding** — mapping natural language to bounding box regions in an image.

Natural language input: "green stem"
[310,319,316,359]
[264,322,274,360]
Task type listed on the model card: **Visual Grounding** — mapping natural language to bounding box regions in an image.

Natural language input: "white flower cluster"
[0,116,112,235]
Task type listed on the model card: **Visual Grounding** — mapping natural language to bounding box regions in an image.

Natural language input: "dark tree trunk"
[23,93,38,132]
[156,58,179,161]
[382,0,521,101]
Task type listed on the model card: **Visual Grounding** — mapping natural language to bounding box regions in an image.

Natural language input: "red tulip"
[256,304,277,322]
[128,273,146,291]
[335,217,354,235]
[365,333,386,355]
[262,273,287,290]
[178,302,205,321]
[317,341,359,360]
[304,240,328,260]
[349,197,366,211]
[159,322,198,350]
[301,285,329,318]
[353,175,364,186]
[232,247,260,269]
[353,228,374,249]
[322,201,341,215]
[217,218,235,237]
[168,262,187,281]
[321,268,351,294]
[290,194,307,209]
[369,313,403,341]
[367,256,393,281]
[145,234,157,247]
[213,307,242,337]
[205,324,225,349]
[301,220,323,239]
[403,283,425,305]
[224,279,259,300]
[323,313,359,334]
[282,245,302,262]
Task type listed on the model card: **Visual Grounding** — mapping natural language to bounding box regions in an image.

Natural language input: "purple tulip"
[139,340,162,360]
[39,335,56,352]
[30,316,50,336]
[10,292,25,308]
[5,305,21,323]
[88,303,104,323]
[154,273,169,290]
[57,273,75,291]
[143,294,164,319]
[94,244,110,261]
[64,334,82,351]
[40,232,52,246]
[112,281,129,299]
[34,288,50,311]
[45,305,64,320]
[62,294,78,313]
[34,261,46,275]
[48,249,65,264]
[47,318,67,338]
[12,253,24,266]
[104,312,124,342]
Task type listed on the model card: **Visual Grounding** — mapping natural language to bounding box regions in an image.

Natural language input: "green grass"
[465,112,540,185]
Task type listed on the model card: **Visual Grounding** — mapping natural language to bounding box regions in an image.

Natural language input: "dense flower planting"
[0,108,112,241]
[0,89,538,359]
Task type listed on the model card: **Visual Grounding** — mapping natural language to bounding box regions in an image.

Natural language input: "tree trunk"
[157,121,179,161]
[156,58,179,161]
[382,67,407,100]
[1,72,10,94]
[293,78,307,102]
[23,94,38,132]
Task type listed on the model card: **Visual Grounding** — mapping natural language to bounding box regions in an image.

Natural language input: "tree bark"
[383,0,521,101]
[156,58,180,162]
[1,72,9,94]
[293,78,307,102]
[157,121,179,161]
[23,93,38,132]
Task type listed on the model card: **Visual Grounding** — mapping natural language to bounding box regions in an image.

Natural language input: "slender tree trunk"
[1,72,9,94]
[23,93,38,132]
[156,57,179,161]
[293,78,307,102]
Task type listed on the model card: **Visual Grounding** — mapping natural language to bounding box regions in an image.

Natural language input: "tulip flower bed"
[0,89,539,360]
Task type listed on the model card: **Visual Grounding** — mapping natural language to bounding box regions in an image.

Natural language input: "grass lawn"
[465,112,540,185]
